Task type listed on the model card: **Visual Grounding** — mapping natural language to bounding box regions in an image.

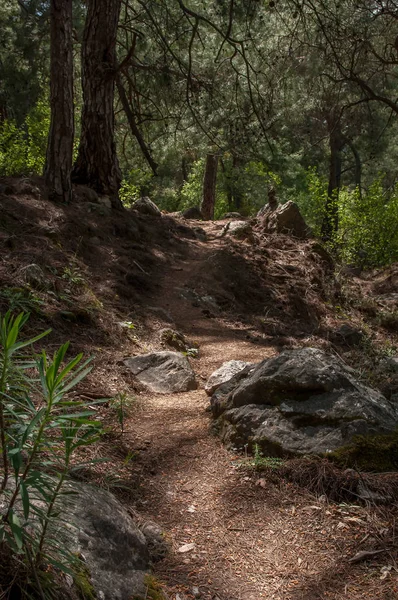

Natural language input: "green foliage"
[296,167,329,237]
[0,288,43,314]
[252,444,285,470]
[0,311,103,599]
[0,100,50,176]
[180,158,205,210]
[120,169,153,208]
[336,177,398,267]
[62,264,86,288]
[297,169,398,268]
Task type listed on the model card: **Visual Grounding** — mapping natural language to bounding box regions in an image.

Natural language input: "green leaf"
[60,366,93,393]
[9,510,23,550]
[10,328,51,354]
[21,407,46,445]
[20,481,30,519]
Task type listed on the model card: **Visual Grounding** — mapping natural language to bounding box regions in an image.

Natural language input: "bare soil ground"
[120,221,398,600]
[1,181,398,599]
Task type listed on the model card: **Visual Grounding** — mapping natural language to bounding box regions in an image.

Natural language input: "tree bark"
[72,0,122,209]
[201,153,218,220]
[45,0,74,203]
[321,121,344,240]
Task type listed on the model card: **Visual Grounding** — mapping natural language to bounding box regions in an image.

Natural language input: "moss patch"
[132,575,165,600]
[329,430,398,471]
[73,560,96,600]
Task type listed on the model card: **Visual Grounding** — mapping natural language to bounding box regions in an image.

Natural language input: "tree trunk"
[45,0,74,203]
[321,122,344,240]
[201,154,218,220]
[72,0,122,209]
[232,154,243,211]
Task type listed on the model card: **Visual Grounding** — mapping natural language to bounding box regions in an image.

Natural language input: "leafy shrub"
[336,177,398,267]
[0,312,102,598]
[120,168,153,207]
[296,167,329,237]
[0,100,50,176]
[297,169,398,268]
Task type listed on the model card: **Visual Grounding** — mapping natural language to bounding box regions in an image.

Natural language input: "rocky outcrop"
[211,348,398,455]
[64,483,151,600]
[258,201,311,239]
[205,360,252,396]
[124,351,197,393]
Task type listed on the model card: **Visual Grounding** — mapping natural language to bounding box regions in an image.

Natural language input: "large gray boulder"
[211,348,398,455]
[205,360,252,396]
[65,483,151,600]
[124,351,197,393]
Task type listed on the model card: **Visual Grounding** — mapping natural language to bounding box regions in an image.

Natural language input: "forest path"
[123,222,378,600]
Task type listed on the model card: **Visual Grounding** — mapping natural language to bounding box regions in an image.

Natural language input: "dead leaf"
[178,542,196,553]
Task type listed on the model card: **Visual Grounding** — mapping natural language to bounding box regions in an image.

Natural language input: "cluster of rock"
[206,348,398,456]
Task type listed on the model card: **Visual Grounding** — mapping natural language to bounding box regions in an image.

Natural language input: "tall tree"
[201,153,218,220]
[72,0,122,208]
[44,0,74,203]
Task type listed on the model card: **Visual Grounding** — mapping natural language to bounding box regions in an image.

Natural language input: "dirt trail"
[123,222,395,600]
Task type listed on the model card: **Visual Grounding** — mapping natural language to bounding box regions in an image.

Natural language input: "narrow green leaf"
[20,481,30,520]
[9,510,23,550]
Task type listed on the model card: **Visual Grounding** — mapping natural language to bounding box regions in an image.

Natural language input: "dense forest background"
[2,0,398,264]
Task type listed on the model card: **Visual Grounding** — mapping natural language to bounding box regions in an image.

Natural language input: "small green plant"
[109,392,137,434]
[0,287,43,313]
[62,264,86,287]
[253,444,285,470]
[0,311,103,598]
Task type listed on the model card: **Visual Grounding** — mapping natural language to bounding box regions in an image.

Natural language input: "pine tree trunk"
[201,154,218,220]
[321,122,344,240]
[72,0,122,209]
[45,0,74,203]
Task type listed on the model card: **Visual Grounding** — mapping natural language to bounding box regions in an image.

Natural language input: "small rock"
[182,206,203,220]
[132,197,162,217]
[17,263,47,290]
[98,195,112,209]
[140,521,169,561]
[75,185,99,203]
[379,356,398,373]
[222,212,242,219]
[124,351,197,394]
[222,220,253,240]
[178,543,195,553]
[192,586,201,598]
[193,227,207,241]
[332,323,363,347]
[160,328,189,352]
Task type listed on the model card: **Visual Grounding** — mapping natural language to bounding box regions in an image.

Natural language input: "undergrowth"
[0,311,103,599]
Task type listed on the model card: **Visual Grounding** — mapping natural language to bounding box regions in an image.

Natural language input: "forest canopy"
[2,0,398,264]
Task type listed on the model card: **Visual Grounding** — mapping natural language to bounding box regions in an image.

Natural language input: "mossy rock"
[132,575,165,600]
[329,430,398,471]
